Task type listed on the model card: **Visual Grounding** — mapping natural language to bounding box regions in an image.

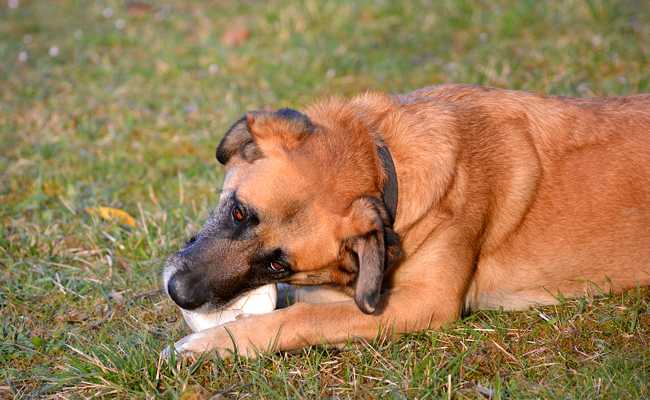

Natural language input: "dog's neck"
[346,91,460,255]
[308,92,455,245]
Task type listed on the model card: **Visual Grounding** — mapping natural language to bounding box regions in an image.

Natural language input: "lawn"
[1,0,649,398]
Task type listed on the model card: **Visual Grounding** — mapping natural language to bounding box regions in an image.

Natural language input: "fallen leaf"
[85,207,136,226]
[126,1,153,17]
[42,181,63,197]
[221,23,250,47]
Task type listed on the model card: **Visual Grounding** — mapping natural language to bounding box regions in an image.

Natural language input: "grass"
[1,0,649,398]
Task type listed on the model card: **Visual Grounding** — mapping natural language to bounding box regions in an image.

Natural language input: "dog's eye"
[232,205,246,223]
[269,260,287,273]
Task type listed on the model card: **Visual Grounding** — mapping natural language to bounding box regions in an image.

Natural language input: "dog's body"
[163,85,650,357]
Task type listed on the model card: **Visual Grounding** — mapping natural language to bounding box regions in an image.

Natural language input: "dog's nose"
[167,270,210,310]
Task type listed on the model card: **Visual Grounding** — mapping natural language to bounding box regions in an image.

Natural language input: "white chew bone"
[180,284,277,332]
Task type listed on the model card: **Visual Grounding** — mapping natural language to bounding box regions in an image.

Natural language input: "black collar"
[376,144,398,226]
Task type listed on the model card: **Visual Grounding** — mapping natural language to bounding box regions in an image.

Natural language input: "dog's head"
[163,106,400,314]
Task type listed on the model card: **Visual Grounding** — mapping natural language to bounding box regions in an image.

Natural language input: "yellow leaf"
[85,207,136,227]
[42,181,63,197]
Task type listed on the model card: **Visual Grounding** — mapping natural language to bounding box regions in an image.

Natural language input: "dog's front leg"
[169,227,476,358]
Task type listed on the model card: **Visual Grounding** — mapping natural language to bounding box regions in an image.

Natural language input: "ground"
[1,0,649,398]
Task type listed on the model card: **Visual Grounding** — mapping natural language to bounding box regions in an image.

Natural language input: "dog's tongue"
[180,284,277,332]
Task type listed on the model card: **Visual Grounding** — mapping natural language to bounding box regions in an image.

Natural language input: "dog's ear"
[216,114,262,165]
[246,108,315,156]
[350,230,384,314]
[341,197,401,314]
[216,108,314,165]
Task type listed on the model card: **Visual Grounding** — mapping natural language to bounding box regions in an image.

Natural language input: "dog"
[162,84,650,358]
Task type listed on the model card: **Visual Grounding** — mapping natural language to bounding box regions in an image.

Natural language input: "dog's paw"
[161,330,218,360]
[161,327,262,360]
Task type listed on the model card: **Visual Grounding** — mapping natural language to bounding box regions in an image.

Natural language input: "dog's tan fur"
[171,85,650,357]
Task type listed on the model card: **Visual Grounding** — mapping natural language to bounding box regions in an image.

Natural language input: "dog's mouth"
[162,253,273,311]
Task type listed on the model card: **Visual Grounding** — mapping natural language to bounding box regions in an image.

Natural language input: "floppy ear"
[216,108,314,165]
[246,108,315,156]
[215,114,263,165]
[342,197,401,314]
[350,229,385,314]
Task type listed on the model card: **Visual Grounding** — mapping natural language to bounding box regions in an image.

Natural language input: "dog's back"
[416,86,650,310]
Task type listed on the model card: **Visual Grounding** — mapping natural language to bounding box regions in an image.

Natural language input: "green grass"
[1,0,649,398]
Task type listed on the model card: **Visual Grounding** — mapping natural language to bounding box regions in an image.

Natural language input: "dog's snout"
[162,226,253,310]
[167,270,210,310]
[165,251,211,310]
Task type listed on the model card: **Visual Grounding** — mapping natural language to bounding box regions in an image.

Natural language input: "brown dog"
[162,84,650,357]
